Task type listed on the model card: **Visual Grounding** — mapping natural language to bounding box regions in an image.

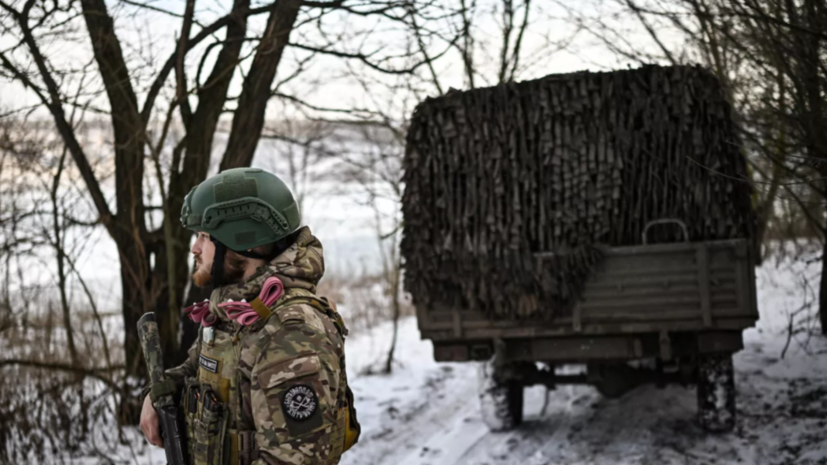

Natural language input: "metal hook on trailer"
[642,218,690,245]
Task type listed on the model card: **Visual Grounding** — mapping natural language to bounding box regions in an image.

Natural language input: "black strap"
[238,430,258,465]
[232,248,268,260]
[210,237,227,287]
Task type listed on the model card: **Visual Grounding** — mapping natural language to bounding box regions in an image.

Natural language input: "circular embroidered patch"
[282,384,318,421]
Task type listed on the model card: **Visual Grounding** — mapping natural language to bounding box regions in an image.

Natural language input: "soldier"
[140,167,360,465]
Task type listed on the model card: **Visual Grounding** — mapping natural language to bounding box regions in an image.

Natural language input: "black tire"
[478,361,524,431]
[696,354,736,432]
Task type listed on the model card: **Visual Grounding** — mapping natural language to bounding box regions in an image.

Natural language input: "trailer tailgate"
[417,239,758,341]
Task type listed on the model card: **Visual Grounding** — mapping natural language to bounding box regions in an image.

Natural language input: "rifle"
[138,312,189,465]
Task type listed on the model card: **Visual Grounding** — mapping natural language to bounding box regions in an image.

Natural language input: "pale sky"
[0,0,679,124]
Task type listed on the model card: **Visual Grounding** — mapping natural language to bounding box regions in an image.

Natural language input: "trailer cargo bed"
[418,239,757,347]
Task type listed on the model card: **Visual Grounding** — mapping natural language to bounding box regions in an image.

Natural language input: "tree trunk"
[80,0,153,423]
[383,296,400,374]
[821,199,827,335]
[149,236,188,369]
[797,0,827,334]
[220,0,303,169]
[383,254,402,374]
[820,263,827,335]
[166,0,253,363]
[117,236,152,423]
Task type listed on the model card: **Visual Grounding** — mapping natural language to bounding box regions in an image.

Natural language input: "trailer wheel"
[478,361,524,431]
[696,354,736,432]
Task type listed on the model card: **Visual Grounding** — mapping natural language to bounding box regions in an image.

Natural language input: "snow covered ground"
[337,253,827,465]
[91,250,827,465]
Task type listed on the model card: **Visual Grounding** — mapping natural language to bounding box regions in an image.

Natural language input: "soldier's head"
[181,168,302,288]
[189,232,281,287]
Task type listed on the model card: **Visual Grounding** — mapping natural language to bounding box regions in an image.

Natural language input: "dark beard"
[222,252,247,285]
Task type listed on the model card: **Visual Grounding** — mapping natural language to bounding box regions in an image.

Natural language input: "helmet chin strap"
[209,237,268,288]
[210,237,227,288]
[232,248,268,260]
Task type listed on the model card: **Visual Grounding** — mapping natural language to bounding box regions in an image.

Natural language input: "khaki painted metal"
[418,239,758,343]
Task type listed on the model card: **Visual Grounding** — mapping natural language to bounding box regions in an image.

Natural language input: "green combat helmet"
[180,167,301,286]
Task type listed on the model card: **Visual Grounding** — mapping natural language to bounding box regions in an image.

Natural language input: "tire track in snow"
[454,385,600,465]
[345,364,479,465]
[341,306,827,465]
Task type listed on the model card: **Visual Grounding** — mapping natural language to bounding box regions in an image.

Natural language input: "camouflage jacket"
[166,226,349,465]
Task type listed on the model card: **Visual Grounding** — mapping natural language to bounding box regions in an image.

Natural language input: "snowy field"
[86,250,827,465]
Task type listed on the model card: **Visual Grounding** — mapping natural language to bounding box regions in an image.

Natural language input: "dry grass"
[317,270,413,335]
[0,292,125,463]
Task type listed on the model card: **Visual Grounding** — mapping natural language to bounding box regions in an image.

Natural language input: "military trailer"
[401,65,758,433]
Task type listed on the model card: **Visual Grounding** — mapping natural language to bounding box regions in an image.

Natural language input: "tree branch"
[0,4,115,234]
[141,2,276,125]
[220,0,304,169]
[176,0,196,127]
[271,91,380,117]
[288,39,456,75]
[508,0,532,82]
[625,0,677,65]
[0,359,123,390]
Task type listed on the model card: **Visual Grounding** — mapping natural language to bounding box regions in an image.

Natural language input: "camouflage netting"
[401,65,756,320]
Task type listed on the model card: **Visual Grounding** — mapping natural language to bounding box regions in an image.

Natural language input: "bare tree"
[259,117,339,211]
[335,120,406,374]
[0,0,464,422]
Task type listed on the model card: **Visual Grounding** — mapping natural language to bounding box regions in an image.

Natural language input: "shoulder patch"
[282,384,318,421]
